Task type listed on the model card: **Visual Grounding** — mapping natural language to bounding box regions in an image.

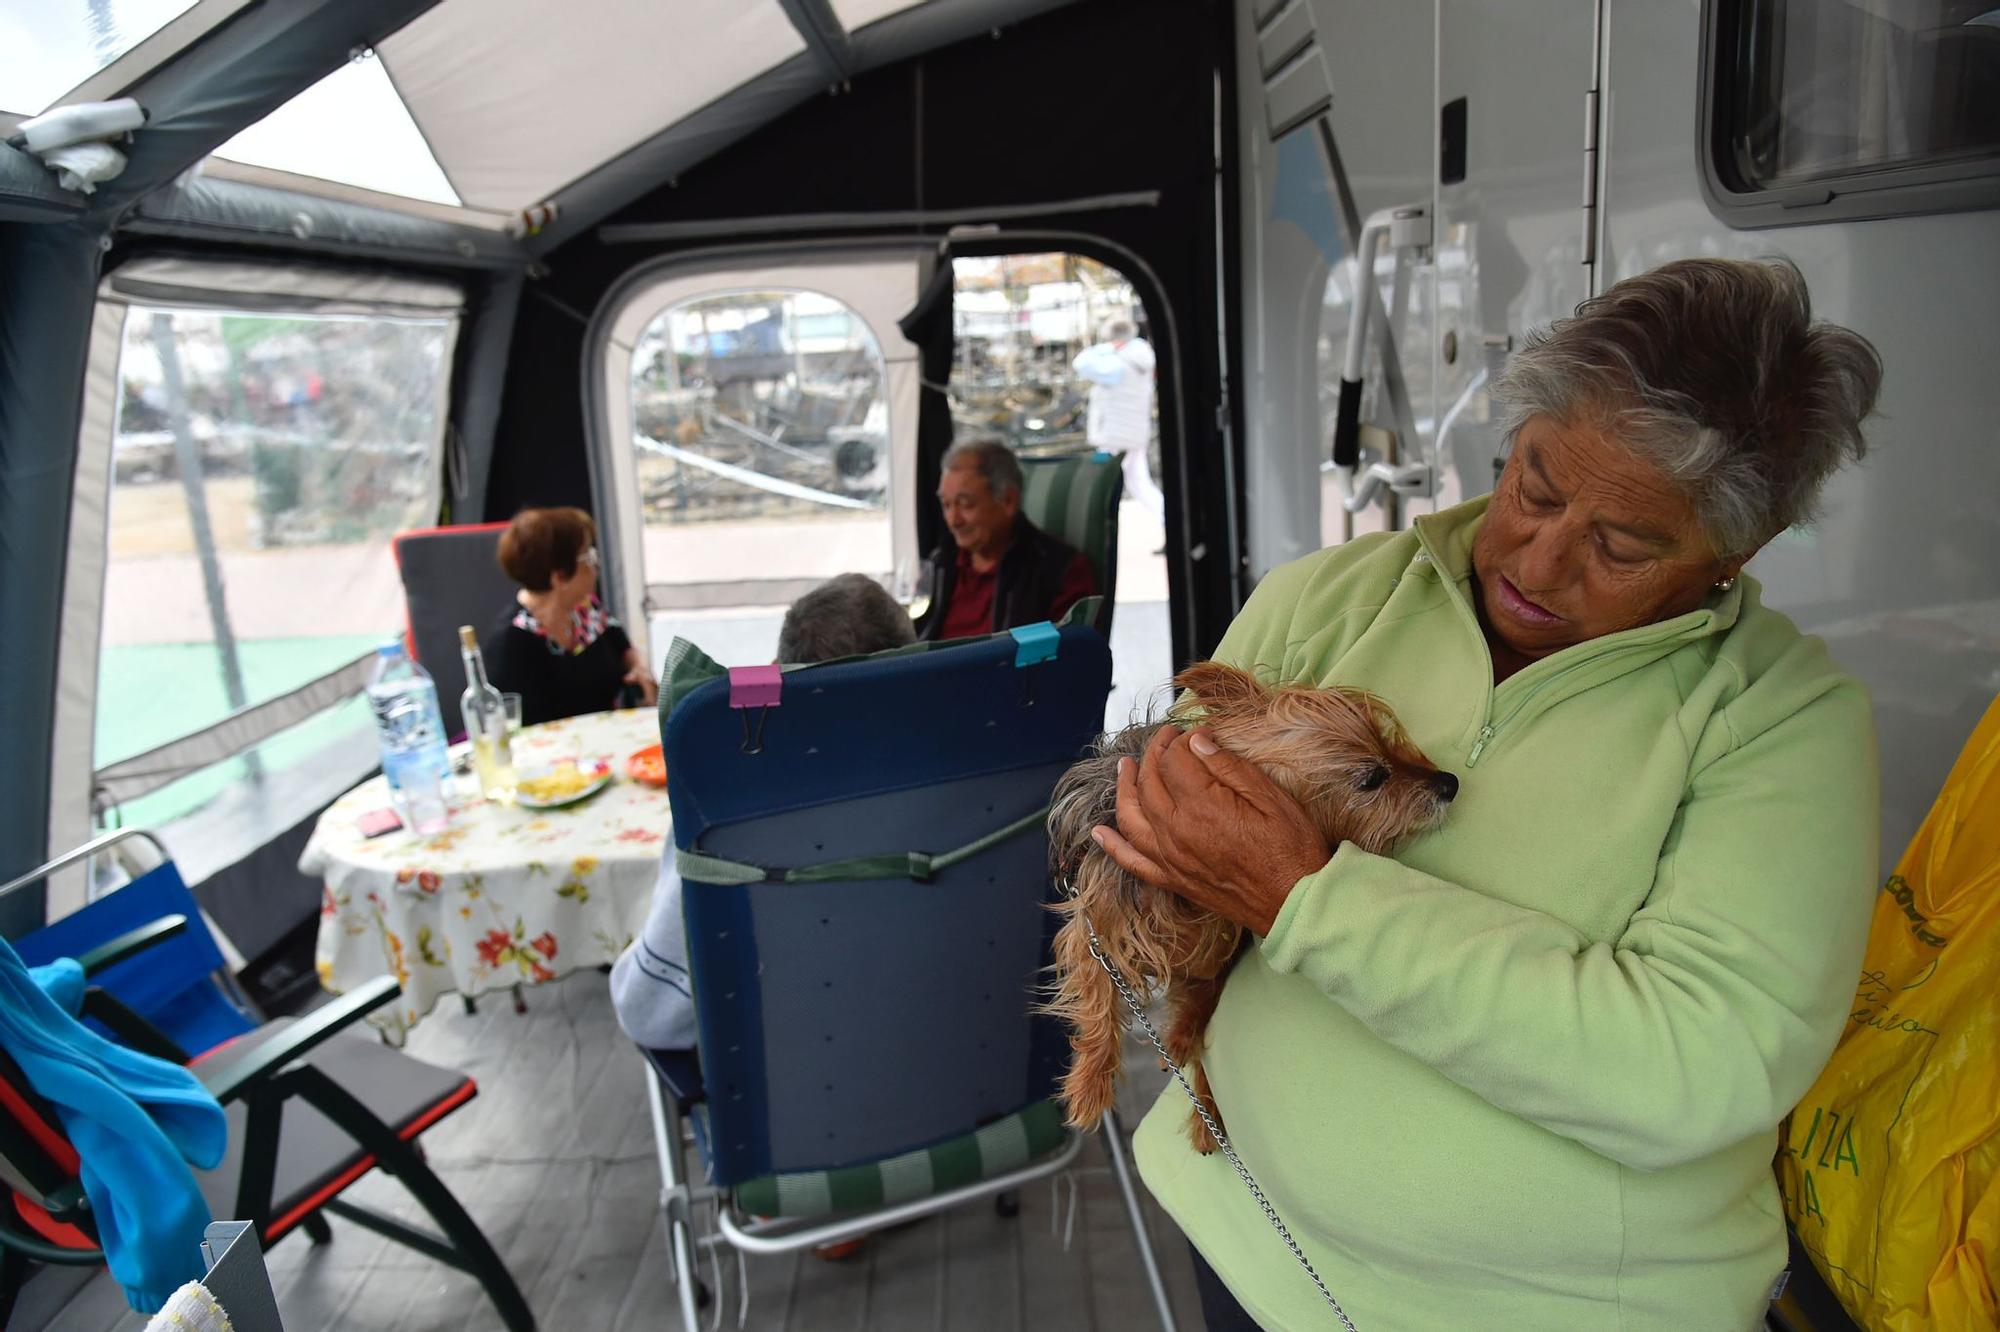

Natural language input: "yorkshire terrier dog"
[1045,661,1459,1152]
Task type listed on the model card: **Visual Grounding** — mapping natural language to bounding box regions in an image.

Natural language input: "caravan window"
[98,307,452,828]
[1706,0,2000,222]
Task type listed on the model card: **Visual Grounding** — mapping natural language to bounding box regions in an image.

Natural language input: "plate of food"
[514,757,614,809]
[626,742,666,789]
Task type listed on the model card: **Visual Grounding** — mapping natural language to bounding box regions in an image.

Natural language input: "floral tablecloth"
[303,708,668,1038]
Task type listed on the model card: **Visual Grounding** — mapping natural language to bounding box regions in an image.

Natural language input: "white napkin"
[143,1280,234,1332]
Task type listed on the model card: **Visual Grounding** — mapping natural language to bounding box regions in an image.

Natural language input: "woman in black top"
[482,506,658,725]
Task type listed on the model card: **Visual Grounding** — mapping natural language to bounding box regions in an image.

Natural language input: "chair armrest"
[81,987,191,1064]
[198,977,400,1104]
[75,913,188,976]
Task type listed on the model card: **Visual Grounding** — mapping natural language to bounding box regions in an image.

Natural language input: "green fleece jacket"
[1134,497,1879,1331]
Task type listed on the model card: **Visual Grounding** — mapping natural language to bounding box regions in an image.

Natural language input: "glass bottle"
[459,625,515,802]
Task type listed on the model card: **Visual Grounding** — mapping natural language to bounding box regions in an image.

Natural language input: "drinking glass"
[475,694,523,802]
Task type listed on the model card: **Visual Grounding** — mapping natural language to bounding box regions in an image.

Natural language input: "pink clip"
[728,665,783,710]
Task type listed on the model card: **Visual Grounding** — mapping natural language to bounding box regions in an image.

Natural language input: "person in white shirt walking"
[1072,317,1164,523]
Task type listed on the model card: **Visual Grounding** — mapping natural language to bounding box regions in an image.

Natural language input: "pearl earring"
[1715,576,1736,592]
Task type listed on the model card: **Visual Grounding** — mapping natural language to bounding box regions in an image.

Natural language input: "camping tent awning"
[5,0,1082,252]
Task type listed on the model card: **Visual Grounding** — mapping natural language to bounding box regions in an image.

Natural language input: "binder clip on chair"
[0,833,534,1330]
[639,621,1177,1330]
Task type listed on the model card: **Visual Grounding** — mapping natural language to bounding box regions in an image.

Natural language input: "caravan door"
[1430,0,1604,512]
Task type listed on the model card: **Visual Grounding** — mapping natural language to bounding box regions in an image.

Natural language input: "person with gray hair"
[1094,258,1890,1329]
[915,435,1096,641]
[776,572,916,662]
[1072,313,1163,522]
[611,573,917,1056]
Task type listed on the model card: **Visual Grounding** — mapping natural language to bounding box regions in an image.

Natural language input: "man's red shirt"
[936,543,1096,640]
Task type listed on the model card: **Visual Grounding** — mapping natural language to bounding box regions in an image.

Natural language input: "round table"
[303,708,668,1038]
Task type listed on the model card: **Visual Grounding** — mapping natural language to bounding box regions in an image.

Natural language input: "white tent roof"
[831,0,934,30]
[372,0,805,215]
[7,0,1076,243]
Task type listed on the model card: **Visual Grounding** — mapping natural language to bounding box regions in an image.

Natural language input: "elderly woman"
[482,506,657,726]
[1098,259,1884,1330]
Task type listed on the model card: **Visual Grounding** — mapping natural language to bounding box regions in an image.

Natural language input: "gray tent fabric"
[448,272,525,520]
[0,220,108,933]
[92,0,444,215]
[127,174,524,272]
[0,144,88,224]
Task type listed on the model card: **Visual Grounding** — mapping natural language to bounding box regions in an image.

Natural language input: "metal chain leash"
[1070,899,1361,1332]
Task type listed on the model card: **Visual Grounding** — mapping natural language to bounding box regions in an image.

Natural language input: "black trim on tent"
[528,0,1088,254]
[487,0,1243,664]
[897,256,957,561]
[0,220,108,928]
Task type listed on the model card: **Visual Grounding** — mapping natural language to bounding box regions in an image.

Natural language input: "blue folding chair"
[1,829,260,1059]
[639,621,1176,1330]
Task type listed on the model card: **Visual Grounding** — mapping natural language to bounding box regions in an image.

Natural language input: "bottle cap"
[377,641,404,658]
[458,625,477,649]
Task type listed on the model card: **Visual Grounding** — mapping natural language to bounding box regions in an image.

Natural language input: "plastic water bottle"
[366,642,452,835]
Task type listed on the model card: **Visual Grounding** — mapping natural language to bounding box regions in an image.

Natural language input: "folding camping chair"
[2,829,260,1060]
[392,521,517,738]
[1019,453,1124,635]
[0,850,534,1330]
[636,621,1177,1331]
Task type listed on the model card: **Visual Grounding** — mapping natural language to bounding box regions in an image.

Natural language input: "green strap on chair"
[677,805,1049,886]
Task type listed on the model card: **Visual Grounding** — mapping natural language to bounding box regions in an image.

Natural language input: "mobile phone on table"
[356,807,403,838]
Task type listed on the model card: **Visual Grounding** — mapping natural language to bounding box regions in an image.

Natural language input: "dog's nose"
[1430,772,1460,803]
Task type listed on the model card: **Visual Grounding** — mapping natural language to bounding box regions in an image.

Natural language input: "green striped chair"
[1019,453,1123,635]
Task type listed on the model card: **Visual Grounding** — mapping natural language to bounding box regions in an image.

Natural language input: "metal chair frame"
[643,1056,1176,1331]
[0,827,264,1031]
[0,920,535,1331]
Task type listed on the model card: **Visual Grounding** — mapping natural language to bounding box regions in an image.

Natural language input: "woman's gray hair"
[1493,257,1883,556]
[777,573,916,663]
[941,434,1024,503]
[1103,317,1137,341]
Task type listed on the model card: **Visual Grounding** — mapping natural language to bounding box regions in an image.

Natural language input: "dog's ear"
[1172,662,1269,717]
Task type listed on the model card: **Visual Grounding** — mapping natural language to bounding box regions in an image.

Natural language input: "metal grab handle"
[1330,202,1433,471]
[0,827,167,902]
[1329,458,1438,514]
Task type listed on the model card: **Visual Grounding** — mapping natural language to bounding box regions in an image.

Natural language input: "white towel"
[143,1281,234,1332]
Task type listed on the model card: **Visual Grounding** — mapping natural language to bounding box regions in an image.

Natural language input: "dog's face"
[1174,662,1457,854]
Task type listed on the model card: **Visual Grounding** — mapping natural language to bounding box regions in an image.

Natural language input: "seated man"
[610,573,917,1050]
[914,436,1096,641]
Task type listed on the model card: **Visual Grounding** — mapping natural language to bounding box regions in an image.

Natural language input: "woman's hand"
[622,653,660,706]
[1092,726,1331,936]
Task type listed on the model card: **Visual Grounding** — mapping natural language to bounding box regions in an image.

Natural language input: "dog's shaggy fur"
[1045,662,1458,1152]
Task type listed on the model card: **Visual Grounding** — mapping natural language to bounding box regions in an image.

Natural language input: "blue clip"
[1009,622,1060,668]
[1091,450,1114,463]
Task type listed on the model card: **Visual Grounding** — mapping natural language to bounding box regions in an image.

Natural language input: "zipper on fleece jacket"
[1409,529,1721,769]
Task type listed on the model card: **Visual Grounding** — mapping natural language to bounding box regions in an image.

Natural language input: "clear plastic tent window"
[0,0,199,114]
[214,53,460,207]
[200,0,811,216]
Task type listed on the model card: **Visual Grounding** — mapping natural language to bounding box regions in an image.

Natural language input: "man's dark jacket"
[913,514,1088,641]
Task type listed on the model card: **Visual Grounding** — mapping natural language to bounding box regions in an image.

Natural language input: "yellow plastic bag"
[1779,693,2000,1330]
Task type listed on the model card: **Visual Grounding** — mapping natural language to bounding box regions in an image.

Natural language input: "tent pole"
[150,313,260,779]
